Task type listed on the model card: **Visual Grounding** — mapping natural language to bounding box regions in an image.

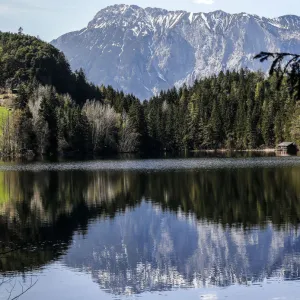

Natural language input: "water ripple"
[0,157,300,172]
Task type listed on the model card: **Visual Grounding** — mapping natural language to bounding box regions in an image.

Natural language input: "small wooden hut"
[276,142,298,155]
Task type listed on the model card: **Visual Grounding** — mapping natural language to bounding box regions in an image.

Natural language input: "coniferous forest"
[0,32,299,157]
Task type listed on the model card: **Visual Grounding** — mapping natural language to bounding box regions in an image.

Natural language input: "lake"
[1,156,300,300]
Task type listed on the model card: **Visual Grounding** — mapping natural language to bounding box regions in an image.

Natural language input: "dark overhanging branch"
[254,52,300,100]
[0,277,12,287]
[1,274,38,300]
[254,52,300,74]
[9,278,38,300]
[0,243,39,300]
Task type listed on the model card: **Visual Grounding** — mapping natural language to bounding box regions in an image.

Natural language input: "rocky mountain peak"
[52,5,300,100]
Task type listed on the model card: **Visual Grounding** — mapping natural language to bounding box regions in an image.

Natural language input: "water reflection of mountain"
[1,166,300,294]
[65,203,300,295]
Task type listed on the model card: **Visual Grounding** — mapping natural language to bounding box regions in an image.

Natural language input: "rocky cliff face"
[52,4,300,99]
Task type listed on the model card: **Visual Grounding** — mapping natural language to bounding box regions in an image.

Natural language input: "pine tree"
[38,87,59,155]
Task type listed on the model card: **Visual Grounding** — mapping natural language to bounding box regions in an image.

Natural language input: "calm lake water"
[1,156,300,300]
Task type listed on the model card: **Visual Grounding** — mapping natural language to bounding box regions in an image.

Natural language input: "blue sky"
[0,0,299,41]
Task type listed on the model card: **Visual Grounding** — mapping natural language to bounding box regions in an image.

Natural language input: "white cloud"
[193,0,215,4]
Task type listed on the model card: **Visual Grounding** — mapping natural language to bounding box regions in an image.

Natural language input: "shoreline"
[191,149,276,153]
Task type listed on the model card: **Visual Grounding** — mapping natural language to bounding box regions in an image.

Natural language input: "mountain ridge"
[51,4,300,99]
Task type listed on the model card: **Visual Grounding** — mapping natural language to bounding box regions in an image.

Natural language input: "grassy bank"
[0,107,11,132]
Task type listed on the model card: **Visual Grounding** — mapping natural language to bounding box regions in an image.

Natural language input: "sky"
[0,0,300,41]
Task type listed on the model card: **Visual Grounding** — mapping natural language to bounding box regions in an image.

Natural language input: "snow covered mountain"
[51,4,300,99]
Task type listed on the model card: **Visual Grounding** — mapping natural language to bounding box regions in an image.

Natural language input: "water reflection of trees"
[1,167,300,274]
[145,168,300,226]
[0,171,135,273]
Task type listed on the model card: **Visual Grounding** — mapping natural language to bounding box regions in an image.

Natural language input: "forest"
[0,31,299,157]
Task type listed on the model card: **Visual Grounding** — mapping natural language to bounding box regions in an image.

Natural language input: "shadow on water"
[1,157,300,296]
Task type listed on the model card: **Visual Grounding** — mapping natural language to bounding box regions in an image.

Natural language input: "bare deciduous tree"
[28,85,54,154]
[82,100,119,152]
[28,85,53,123]
[0,113,15,155]
[118,113,139,153]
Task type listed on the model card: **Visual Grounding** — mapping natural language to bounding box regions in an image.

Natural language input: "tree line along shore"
[0,32,299,158]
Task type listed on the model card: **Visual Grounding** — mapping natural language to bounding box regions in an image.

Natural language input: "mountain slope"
[52,5,300,99]
[0,32,102,104]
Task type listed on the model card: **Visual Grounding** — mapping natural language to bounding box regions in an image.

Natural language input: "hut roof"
[278,142,295,147]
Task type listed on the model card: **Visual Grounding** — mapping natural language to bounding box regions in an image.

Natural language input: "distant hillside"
[52,4,300,99]
[0,32,147,158]
[0,32,102,104]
